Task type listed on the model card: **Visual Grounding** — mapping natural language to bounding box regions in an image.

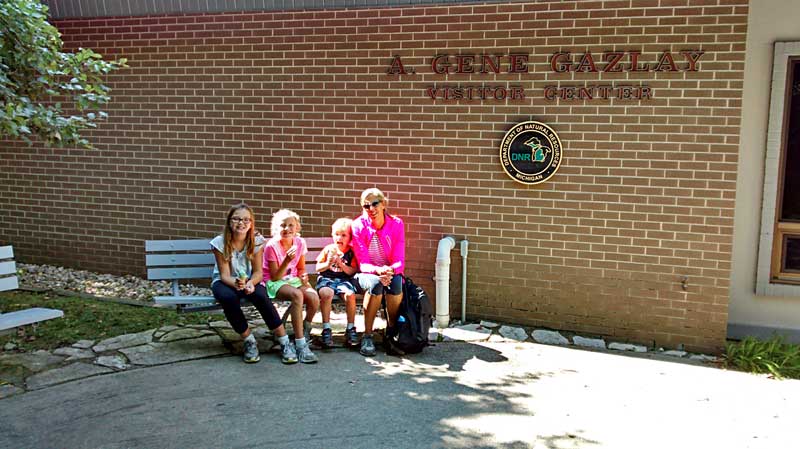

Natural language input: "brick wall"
[0,0,747,352]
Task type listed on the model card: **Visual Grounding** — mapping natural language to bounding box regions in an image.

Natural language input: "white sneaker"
[296,343,319,364]
[243,338,260,363]
[281,343,298,364]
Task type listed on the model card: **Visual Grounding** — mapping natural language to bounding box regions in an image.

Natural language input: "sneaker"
[281,343,298,364]
[296,343,319,364]
[321,327,333,348]
[359,334,376,357]
[243,338,260,363]
[345,327,359,347]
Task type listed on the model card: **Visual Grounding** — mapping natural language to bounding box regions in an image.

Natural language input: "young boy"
[315,218,360,348]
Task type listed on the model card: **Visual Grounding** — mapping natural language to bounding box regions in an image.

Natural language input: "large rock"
[573,336,606,349]
[26,363,113,390]
[441,324,492,342]
[532,330,569,345]
[498,325,528,341]
[93,329,155,353]
[119,335,228,366]
[608,342,648,353]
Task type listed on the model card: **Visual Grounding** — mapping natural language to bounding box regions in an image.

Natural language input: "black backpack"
[384,276,433,356]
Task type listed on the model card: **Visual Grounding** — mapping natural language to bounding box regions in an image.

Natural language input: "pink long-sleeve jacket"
[350,212,405,275]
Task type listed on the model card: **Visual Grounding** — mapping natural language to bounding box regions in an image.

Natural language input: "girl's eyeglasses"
[230,217,252,224]
[362,200,381,210]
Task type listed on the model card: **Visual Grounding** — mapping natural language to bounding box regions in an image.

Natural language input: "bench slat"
[304,237,332,247]
[145,239,210,252]
[147,267,214,280]
[0,246,13,260]
[0,260,15,276]
[146,253,215,267]
[0,308,64,331]
[0,276,19,292]
[154,295,216,305]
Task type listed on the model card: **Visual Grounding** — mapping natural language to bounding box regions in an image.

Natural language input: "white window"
[757,42,800,294]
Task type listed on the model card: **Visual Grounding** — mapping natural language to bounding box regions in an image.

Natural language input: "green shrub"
[724,335,800,380]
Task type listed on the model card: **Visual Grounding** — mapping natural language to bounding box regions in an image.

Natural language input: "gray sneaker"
[345,327,359,347]
[281,343,298,364]
[243,338,260,363]
[359,334,376,357]
[296,343,319,364]
[321,327,333,348]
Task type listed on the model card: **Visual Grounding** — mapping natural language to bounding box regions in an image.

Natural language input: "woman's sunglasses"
[362,199,381,210]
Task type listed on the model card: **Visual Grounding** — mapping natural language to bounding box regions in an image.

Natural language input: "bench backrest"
[0,245,18,292]
[144,237,335,281]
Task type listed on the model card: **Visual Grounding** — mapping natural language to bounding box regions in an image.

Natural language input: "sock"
[346,323,355,329]
[323,322,331,330]
[277,335,290,346]
[295,337,307,348]
[244,334,256,344]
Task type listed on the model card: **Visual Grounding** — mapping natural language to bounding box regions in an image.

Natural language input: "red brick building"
[4,0,797,353]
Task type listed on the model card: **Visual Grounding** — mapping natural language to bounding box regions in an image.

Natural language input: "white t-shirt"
[210,234,265,286]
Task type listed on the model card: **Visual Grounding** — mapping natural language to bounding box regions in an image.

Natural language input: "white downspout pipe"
[435,236,456,328]
[460,240,469,323]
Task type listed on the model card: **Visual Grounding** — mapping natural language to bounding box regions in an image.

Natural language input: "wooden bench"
[0,245,64,333]
[145,237,337,317]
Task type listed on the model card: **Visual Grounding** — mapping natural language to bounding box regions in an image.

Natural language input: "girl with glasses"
[210,203,294,364]
[350,188,406,356]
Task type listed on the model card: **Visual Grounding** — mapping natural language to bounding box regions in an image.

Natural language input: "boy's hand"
[244,282,255,295]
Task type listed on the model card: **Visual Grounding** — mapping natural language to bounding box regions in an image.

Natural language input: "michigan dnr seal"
[499,121,563,185]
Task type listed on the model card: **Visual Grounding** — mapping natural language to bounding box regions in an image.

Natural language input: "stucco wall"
[730,0,800,340]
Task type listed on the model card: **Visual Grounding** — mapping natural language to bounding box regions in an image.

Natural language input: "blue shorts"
[315,276,357,296]
[355,273,403,296]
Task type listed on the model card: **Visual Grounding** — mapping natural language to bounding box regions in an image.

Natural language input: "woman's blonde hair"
[223,203,255,261]
[360,187,388,207]
[271,209,301,238]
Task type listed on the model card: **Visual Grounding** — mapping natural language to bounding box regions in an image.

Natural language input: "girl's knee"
[288,288,304,305]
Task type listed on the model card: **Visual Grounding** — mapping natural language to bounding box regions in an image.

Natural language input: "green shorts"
[266,276,304,299]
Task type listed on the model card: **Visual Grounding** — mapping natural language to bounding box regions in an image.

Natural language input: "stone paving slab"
[119,335,229,366]
[53,347,95,361]
[0,383,22,399]
[93,329,154,353]
[26,362,113,390]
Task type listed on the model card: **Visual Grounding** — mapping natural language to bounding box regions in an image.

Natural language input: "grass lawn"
[1,290,222,352]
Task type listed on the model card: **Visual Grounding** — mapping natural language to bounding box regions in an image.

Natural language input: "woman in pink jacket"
[350,187,405,356]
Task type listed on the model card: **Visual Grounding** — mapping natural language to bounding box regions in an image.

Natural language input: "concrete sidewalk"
[1,340,798,449]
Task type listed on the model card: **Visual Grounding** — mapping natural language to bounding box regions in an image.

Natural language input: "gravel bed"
[18,263,211,303]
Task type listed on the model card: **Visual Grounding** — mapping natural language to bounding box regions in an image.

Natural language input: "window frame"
[757,42,800,295]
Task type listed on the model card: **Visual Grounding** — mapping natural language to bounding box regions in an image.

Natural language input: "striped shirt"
[368,233,389,267]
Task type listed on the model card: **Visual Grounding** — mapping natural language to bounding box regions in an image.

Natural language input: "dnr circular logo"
[499,121,563,185]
